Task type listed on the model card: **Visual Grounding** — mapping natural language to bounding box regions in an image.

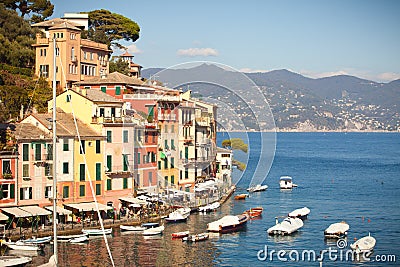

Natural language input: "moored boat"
[234,194,248,200]
[171,231,189,238]
[288,207,310,220]
[0,255,32,266]
[57,233,88,242]
[198,202,220,213]
[165,210,188,223]
[280,176,294,189]
[267,217,304,235]
[324,221,350,238]
[350,233,376,254]
[20,236,52,244]
[182,233,209,242]
[247,184,268,192]
[2,240,42,251]
[243,207,263,218]
[141,222,159,228]
[82,228,112,236]
[176,207,191,217]
[142,225,165,236]
[120,225,146,232]
[69,235,89,243]
[207,213,250,233]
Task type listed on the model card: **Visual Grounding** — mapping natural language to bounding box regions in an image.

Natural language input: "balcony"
[105,165,132,178]
[2,172,13,179]
[157,113,176,121]
[71,56,78,63]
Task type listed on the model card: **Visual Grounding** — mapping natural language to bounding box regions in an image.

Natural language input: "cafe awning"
[0,212,9,221]
[1,207,32,218]
[119,196,147,205]
[19,206,52,216]
[44,205,72,215]
[64,202,113,212]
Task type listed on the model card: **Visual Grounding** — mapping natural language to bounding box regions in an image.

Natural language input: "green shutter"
[107,179,112,190]
[10,184,15,198]
[101,86,106,93]
[79,185,85,196]
[123,155,128,171]
[107,155,112,172]
[96,163,101,180]
[171,175,175,185]
[115,86,121,95]
[96,184,101,195]
[23,144,29,161]
[80,164,85,181]
[123,178,128,189]
[96,140,101,153]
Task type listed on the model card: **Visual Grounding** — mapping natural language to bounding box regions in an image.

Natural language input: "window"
[164,176,168,187]
[171,139,175,150]
[45,186,52,198]
[158,161,161,170]
[2,160,11,175]
[107,155,112,172]
[96,184,101,195]
[101,86,106,93]
[164,139,168,149]
[123,130,128,143]
[79,185,85,197]
[123,178,128,189]
[123,155,128,171]
[115,86,121,95]
[63,139,69,151]
[170,157,175,169]
[99,108,105,117]
[1,184,15,199]
[149,172,153,185]
[137,152,140,164]
[80,164,85,181]
[107,179,112,190]
[106,131,112,143]
[55,47,60,56]
[83,52,87,60]
[39,65,49,78]
[22,164,29,177]
[66,94,71,102]
[96,140,101,153]
[23,144,29,161]
[80,140,85,154]
[63,162,69,174]
[90,52,94,60]
[45,163,53,177]
[164,125,168,133]
[35,144,41,161]
[63,186,69,198]
[96,163,101,181]
[46,144,53,160]
[185,168,189,179]
[171,175,175,185]
[20,187,32,200]
[164,157,168,169]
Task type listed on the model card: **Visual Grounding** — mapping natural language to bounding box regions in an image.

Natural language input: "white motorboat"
[2,240,42,251]
[288,207,310,220]
[267,217,304,235]
[324,221,350,238]
[0,255,32,266]
[82,228,112,236]
[57,233,88,242]
[21,236,52,244]
[165,210,188,223]
[280,176,294,189]
[198,202,220,213]
[142,225,165,236]
[69,235,89,243]
[176,207,191,217]
[182,233,209,242]
[247,184,268,192]
[120,225,146,231]
[350,233,376,254]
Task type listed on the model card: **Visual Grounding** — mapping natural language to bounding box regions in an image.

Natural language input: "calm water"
[31,133,400,266]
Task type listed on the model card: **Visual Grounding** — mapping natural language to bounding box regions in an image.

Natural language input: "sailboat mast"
[52,36,58,266]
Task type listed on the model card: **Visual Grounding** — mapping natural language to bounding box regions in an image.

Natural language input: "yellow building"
[32,18,111,91]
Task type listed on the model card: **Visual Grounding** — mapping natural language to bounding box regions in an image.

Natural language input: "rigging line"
[58,57,115,266]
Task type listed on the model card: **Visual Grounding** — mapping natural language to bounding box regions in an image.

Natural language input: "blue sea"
[33,132,400,266]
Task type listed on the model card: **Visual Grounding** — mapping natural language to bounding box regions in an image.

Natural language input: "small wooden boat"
[267,217,304,235]
[0,255,32,266]
[69,235,89,243]
[247,184,268,192]
[350,233,376,254]
[82,228,112,236]
[244,207,263,218]
[207,213,250,233]
[183,233,209,242]
[2,241,42,251]
[324,221,350,238]
[171,231,189,238]
[141,222,159,228]
[234,194,248,200]
[120,225,146,231]
[20,236,52,244]
[288,207,310,220]
[142,225,165,236]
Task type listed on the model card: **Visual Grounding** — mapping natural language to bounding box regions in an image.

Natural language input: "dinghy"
[267,217,304,235]
[324,221,350,238]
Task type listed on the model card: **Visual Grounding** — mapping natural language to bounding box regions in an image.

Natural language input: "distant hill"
[142,65,400,131]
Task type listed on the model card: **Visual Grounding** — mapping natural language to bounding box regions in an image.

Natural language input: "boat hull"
[82,228,112,235]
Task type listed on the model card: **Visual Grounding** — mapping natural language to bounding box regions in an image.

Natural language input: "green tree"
[83,9,140,48]
[109,57,130,75]
[0,4,36,68]
[1,0,54,22]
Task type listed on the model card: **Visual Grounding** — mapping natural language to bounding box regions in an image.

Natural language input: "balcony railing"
[157,113,176,121]
[2,172,13,179]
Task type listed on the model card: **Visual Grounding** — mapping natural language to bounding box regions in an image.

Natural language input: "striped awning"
[19,206,52,216]
[0,212,9,221]
[44,205,72,215]
[1,207,32,218]
[64,202,113,212]
[119,196,147,205]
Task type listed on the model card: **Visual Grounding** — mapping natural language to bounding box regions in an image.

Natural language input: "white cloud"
[177,48,218,57]
[125,44,143,54]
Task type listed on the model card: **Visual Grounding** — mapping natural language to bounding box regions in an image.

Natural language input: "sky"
[50,0,400,82]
